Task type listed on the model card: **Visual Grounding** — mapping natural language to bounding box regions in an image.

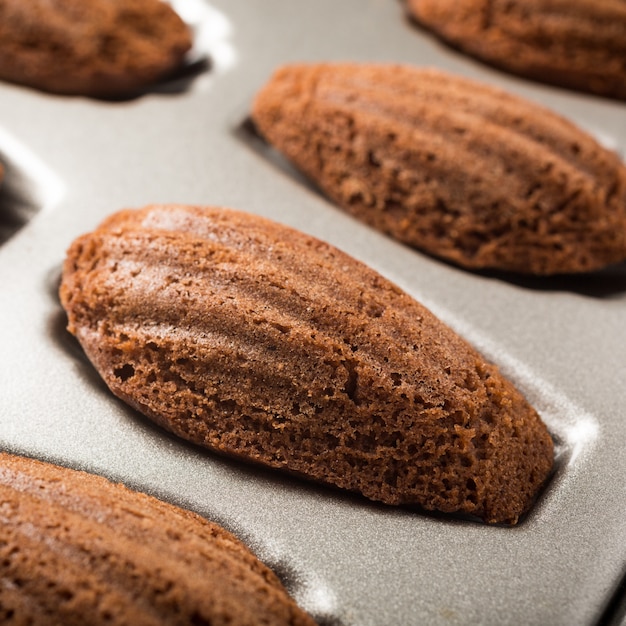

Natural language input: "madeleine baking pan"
[0,1,625,624]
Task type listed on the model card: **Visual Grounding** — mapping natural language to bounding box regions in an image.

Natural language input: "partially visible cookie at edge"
[0,451,316,626]
[252,62,626,275]
[0,0,193,97]
[407,0,626,101]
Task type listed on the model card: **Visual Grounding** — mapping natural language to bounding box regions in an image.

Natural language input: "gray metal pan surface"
[0,1,625,624]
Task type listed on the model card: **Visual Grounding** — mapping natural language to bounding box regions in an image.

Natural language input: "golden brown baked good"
[0,451,315,626]
[407,0,626,100]
[251,63,626,275]
[0,0,192,97]
[60,204,554,524]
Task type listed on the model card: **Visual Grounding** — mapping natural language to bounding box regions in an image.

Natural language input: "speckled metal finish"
[0,1,624,624]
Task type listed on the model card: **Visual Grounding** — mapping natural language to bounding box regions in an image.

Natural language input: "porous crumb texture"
[0,0,192,97]
[408,0,626,100]
[0,452,316,626]
[251,63,626,275]
[60,204,554,524]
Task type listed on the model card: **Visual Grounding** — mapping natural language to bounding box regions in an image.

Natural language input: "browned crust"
[252,63,626,274]
[0,0,192,97]
[60,204,554,524]
[407,0,626,101]
[0,451,316,625]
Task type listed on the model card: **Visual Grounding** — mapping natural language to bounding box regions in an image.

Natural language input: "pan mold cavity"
[0,127,65,246]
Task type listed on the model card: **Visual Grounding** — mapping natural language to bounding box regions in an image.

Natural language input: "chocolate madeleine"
[60,204,554,524]
[251,63,626,275]
[0,452,315,626]
[0,0,192,97]
[408,0,626,101]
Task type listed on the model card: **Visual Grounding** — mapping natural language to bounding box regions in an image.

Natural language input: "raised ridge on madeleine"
[251,63,626,275]
[407,0,626,101]
[59,204,554,524]
[0,452,315,626]
[0,0,192,97]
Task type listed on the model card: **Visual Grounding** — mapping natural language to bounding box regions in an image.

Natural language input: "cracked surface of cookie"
[252,63,626,274]
[407,0,626,100]
[0,452,315,626]
[60,204,554,524]
[0,0,192,97]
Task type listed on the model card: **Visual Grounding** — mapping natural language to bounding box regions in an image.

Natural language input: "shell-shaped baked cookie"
[60,204,554,524]
[0,452,315,626]
[252,63,626,275]
[0,0,192,97]
[408,0,626,101]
